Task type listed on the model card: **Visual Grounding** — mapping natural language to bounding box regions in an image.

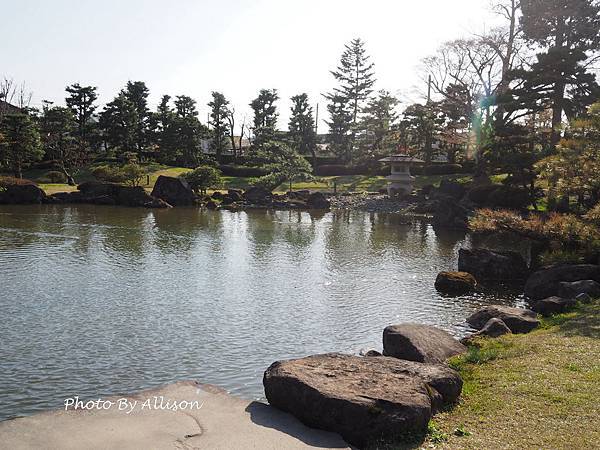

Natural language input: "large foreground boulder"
[382,324,466,364]
[531,296,577,317]
[263,353,462,447]
[435,271,477,294]
[151,175,196,206]
[467,305,539,334]
[524,264,600,300]
[458,248,529,281]
[0,181,46,204]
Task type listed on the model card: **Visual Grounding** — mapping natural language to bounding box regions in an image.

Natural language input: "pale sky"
[1,0,504,131]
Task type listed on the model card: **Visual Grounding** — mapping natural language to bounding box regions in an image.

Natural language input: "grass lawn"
[29,163,474,196]
[421,301,600,449]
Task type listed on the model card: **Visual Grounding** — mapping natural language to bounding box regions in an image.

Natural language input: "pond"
[0,205,525,421]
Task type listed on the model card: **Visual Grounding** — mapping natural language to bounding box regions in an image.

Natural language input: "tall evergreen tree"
[288,93,317,164]
[325,38,376,161]
[0,113,43,178]
[208,92,230,162]
[122,81,150,156]
[250,89,279,147]
[360,90,399,160]
[325,95,352,161]
[65,83,97,145]
[40,105,81,184]
[99,93,138,154]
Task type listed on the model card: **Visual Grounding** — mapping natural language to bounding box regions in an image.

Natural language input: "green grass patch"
[426,301,600,449]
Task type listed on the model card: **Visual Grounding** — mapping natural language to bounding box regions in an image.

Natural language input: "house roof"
[0,100,24,115]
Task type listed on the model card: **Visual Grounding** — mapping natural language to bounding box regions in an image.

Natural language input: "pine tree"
[325,38,376,161]
[99,93,138,154]
[360,90,399,160]
[208,92,230,162]
[0,113,43,178]
[122,81,150,155]
[513,0,600,144]
[325,95,352,161]
[288,93,317,164]
[250,89,279,148]
[65,83,97,145]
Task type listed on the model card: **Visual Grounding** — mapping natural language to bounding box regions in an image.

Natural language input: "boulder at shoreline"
[531,296,577,317]
[151,176,197,206]
[435,271,477,294]
[524,264,600,300]
[383,323,466,364]
[263,353,462,447]
[0,179,47,204]
[467,305,539,334]
[458,248,529,281]
[461,318,512,344]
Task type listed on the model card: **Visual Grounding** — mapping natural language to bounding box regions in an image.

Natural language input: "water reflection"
[0,204,524,421]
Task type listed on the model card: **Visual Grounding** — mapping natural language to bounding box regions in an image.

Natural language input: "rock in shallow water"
[467,305,539,334]
[435,271,477,294]
[458,248,529,281]
[263,353,462,447]
[383,323,466,364]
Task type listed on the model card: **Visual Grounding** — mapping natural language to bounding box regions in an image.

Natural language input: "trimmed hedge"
[219,165,269,177]
[314,165,370,176]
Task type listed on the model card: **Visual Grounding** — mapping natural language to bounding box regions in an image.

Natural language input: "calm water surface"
[0,205,524,421]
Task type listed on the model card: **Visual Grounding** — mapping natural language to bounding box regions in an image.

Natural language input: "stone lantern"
[379,155,424,197]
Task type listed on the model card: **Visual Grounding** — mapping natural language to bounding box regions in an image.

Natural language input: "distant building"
[200,136,252,156]
[0,100,24,116]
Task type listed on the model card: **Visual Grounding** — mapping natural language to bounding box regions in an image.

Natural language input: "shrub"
[539,249,587,266]
[423,163,465,175]
[44,171,67,183]
[219,165,268,177]
[252,173,286,191]
[584,202,600,225]
[470,208,600,251]
[0,176,36,187]
[92,165,126,183]
[120,163,146,187]
[182,165,222,194]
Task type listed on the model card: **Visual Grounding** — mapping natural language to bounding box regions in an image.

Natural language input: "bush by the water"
[470,209,600,251]
[92,163,146,186]
[44,171,67,183]
[252,172,286,191]
[0,176,36,188]
[467,184,531,209]
[181,165,222,194]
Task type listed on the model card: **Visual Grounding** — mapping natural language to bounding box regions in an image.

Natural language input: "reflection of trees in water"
[150,208,224,256]
[432,224,467,258]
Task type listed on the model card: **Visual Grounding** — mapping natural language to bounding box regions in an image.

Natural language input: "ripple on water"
[0,204,526,420]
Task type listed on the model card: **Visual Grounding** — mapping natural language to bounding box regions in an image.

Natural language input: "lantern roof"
[379,154,425,164]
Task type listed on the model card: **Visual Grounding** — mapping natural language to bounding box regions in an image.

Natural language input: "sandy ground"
[0,381,351,450]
